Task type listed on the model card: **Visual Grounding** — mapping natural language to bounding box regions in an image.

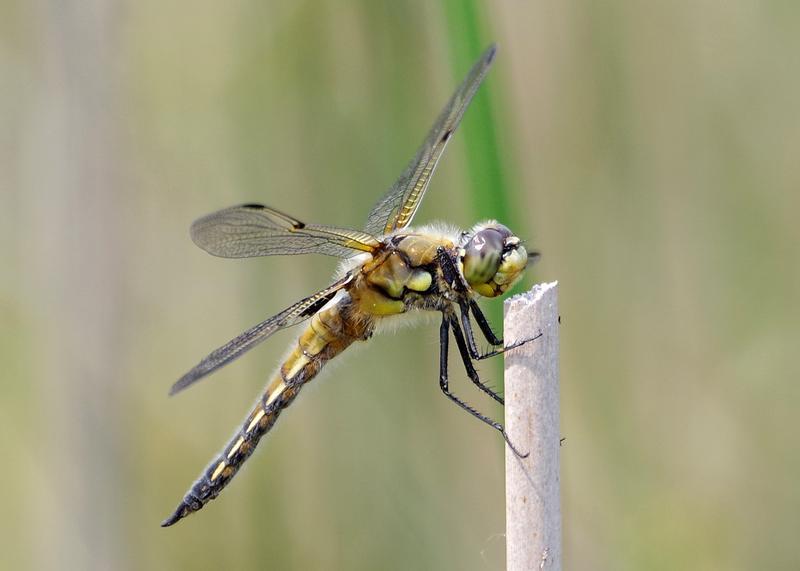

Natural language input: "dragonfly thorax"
[460,222,528,298]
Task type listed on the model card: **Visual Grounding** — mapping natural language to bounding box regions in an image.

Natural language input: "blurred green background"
[2,1,799,570]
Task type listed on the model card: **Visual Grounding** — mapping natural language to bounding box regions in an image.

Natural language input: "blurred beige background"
[2,1,799,570]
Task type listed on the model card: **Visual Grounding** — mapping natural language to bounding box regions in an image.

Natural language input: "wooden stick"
[504,281,561,570]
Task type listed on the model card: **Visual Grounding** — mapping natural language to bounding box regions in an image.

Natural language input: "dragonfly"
[162,43,539,527]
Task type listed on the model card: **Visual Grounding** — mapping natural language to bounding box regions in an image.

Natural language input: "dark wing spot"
[441,129,453,143]
[242,203,265,209]
[299,291,337,318]
[484,43,497,65]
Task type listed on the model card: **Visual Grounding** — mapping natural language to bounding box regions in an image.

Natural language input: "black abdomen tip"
[161,502,189,528]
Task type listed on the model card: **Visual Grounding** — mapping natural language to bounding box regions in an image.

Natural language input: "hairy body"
[162,44,537,528]
[163,231,468,526]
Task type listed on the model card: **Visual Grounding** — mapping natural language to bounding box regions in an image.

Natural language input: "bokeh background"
[2,1,799,570]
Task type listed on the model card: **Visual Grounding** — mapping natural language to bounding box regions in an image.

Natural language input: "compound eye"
[463,228,505,286]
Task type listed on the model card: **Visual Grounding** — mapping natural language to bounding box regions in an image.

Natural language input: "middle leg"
[438,313,528,458]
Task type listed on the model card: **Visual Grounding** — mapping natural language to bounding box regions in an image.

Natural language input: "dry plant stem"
[504,282,561,571]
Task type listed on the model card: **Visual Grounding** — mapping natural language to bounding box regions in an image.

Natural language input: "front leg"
[466,299,502,345]
[436,246,470,294]
[437,246,541,360]
[460,301,542,361]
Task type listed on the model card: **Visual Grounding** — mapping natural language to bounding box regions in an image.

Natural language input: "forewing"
[364,44,497,236]
[170,273,353,395]
[192,204,380,259]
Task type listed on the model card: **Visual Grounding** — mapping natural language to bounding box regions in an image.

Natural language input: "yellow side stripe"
[210,461,226,481]
[227,437,245,459]
[246,409,265,433]
[266,381,286,406]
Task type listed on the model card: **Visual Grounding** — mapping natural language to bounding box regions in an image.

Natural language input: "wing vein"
[364,44,496,236]
[169,273,353,395]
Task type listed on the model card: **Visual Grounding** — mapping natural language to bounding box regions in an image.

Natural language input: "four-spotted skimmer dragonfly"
[163,44,539,527]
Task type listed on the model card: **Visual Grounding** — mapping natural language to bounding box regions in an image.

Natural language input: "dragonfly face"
[162,44,540,528]
[460,222,528,298]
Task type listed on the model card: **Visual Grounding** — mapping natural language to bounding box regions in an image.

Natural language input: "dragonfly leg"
[438,315,528,458]
[466,299,503,345]
[446,313,504,404]
[436,246,471,292]
[460,300,542,361]
[437,246,540,360]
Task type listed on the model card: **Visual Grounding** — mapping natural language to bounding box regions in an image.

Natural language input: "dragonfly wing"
[364,44,497,236]
[192,204,380,259]
[170,272,353,395]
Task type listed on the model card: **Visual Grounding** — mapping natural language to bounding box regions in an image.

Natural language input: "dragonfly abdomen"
[162,298,366,527]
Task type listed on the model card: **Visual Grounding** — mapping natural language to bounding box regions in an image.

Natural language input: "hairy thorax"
[347,232,456,317]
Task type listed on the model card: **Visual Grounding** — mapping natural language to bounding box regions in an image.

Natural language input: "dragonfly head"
[459,222,530,298]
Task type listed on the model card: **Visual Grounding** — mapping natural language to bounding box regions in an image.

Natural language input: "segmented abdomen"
[162,299,358,527]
